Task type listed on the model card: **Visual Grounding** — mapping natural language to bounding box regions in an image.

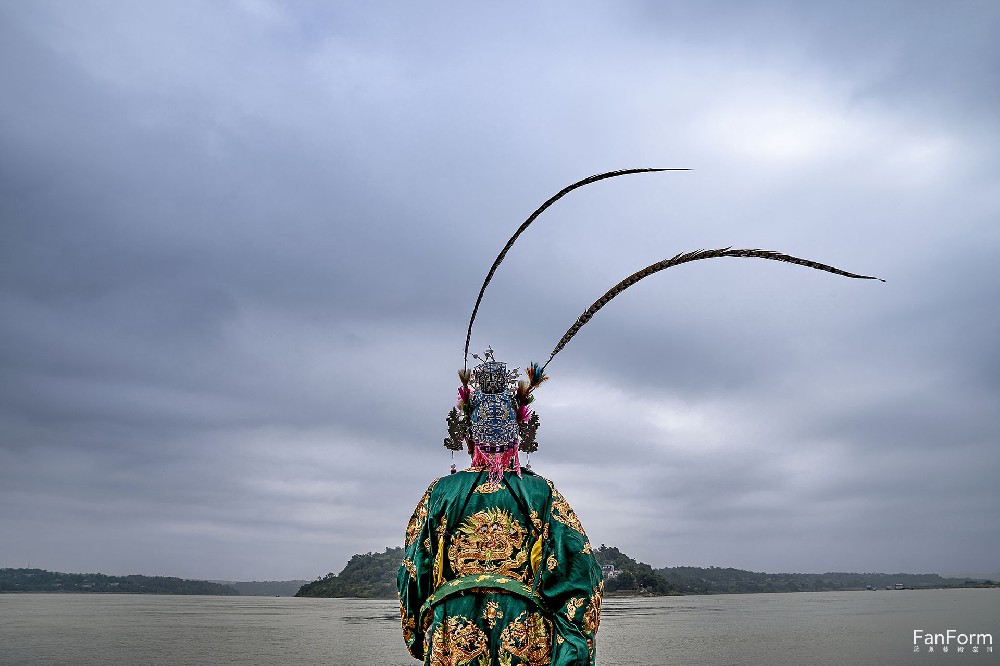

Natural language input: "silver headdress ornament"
[445,169,882,481]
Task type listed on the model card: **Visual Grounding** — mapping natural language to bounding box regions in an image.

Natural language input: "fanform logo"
[913,629,993,654]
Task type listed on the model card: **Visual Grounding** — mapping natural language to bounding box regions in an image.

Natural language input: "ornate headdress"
[444,169,882,482]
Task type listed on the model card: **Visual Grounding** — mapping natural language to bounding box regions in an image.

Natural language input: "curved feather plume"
[543,248,883,370]
[463,167,689,367]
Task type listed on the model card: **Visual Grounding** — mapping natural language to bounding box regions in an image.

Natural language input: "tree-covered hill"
[0,568,239,595]
[296,547,403,598]
[655,566,972,594]
[296,546,986,599]
[593,545,675,595]
[298,544,678,598]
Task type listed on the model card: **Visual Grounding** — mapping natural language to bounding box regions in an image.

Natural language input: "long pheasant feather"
[543,248,883,369]
[463,168,689,366]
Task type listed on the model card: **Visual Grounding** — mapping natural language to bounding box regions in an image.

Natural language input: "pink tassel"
[488,452,504,485]
[471,447,489,467]
[503,447,522,479]
[471,446,523,485]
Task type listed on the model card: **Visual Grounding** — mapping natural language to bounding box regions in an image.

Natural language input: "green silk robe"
[398,467,603,665]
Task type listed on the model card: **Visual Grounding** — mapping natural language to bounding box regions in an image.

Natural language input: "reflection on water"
[0,589,996,665]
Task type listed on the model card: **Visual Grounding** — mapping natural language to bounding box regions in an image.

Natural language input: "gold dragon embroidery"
[447,507,528,579]
[482,599,503,629]
[428,615,490,666]
[499,610,552,666]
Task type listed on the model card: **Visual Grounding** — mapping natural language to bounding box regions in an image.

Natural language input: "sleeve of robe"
[535,480,605,666]
[397,477,440,661]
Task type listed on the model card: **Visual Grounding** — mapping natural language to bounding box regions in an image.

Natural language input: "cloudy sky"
[2,1,998,582]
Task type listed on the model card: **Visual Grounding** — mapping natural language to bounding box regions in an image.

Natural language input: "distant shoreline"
[7,563,996,599]
[0,568,238,596]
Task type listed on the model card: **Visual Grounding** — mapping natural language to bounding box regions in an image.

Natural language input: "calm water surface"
[1,589,996,665]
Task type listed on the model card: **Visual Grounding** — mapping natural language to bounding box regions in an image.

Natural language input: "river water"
[0,589,996,665]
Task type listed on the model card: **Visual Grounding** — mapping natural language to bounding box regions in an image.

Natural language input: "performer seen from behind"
[398,349,603,665]
[397,168,881,665]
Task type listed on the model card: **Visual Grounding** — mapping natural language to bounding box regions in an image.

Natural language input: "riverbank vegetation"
[656,566,989,594]
[0,568,238,595]
[295,545,990,599]
[295,547,403,598]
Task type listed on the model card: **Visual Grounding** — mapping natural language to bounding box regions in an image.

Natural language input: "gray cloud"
[1,1,997,580]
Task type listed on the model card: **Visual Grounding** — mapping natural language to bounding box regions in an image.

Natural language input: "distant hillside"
[655,566,975,594]
[1,568,239,595]
[296,547,403,598]
[593,545,675,595]
[299,544,677,598]
[297,545,990,600]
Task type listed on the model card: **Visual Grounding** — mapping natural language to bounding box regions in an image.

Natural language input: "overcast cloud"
[1,1,998,581]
